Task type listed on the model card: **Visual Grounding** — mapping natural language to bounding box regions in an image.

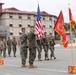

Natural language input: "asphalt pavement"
[0,46,76,75]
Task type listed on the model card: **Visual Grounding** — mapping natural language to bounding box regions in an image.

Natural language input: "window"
[19,24,22,27]
[9,14,13,19]
[43,17,45,20]
[9,23,13,27]
[28,24,31,27]
[43,25,45,28]
[19,32,22,35]
[42,16,45,20]
[19,15,22,19]
[27,16,31,20]
[49,25,52,28]
[10,32,13,35]
[49,17,52,21]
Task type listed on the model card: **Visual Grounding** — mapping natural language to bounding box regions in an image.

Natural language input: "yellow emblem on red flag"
[54,11,68,48]
[68,8,74,28]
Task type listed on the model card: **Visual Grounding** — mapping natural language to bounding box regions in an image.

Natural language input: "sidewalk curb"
[55,43,76,47]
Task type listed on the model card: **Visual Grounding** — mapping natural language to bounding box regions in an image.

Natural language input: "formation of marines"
[0,37,17,58]
[19,26,56,68]
[0,26,56,68]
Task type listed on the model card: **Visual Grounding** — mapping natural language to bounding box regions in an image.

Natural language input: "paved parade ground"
[0,45,76,75]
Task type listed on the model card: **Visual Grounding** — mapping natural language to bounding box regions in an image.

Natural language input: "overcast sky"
[0,0,76,22]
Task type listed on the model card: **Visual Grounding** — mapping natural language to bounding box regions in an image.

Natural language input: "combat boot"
[14,55,16,57]
[21,64,28,68]
[54,57,56,60]
[0,55,2,59]
[50,57,52,60]
[29,64,37,68]
[45,57,49,60]
[38,58,42,61]
[8,54,11,57]
[3,55,6,58]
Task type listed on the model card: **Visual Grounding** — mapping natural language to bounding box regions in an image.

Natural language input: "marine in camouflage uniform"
[28,26,37,68]
[0,38,3,58]
[7,37,12,57]
[12,37,17,57]
[36,38,42,61]
[41,32,49,60]
[3,39,7,58]
[19,28,28,68]
[49,35,56,60]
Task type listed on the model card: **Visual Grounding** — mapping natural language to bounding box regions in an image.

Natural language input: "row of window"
[10,24,53,35]
[10,27,25,35]
[9,15,31,20]
[10,32,22,35]
[9,23,52,28]
[9,14,53,21]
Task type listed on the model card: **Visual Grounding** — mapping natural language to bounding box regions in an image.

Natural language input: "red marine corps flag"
[54,11,68,48]
[35,4,44,39]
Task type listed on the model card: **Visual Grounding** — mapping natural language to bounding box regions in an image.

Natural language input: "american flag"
[35,4,44,39]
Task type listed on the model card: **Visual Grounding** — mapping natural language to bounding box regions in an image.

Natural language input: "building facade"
[0,3,57,40]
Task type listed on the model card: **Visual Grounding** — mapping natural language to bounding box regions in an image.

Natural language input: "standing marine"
[0,38,3,58]
[3,39,7,58]
[36,38,42,61]
[7,37,12,57]
[19,28,28,68]
[12,37,17,57]
[49,34,56,60]
[28,26,37,68]
[41,32,49,60]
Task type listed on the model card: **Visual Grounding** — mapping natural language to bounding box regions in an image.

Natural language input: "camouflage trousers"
[29,47,36,64]
[37,45,42,59]
[49,46,55,57]
[13,46,17,56]
[0,48,2,57]
[3,48,6,57]
[8,46,11,56]
[20,45,28,65]
[43,45,48,58]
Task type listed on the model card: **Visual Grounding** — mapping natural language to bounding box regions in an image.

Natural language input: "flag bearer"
[19,28,28,68]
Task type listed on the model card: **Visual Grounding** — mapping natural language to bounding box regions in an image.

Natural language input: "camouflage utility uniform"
[28,31,36,64]
[49,36,56,60]
[19,32,28,67]
[36,39,42,61]
[3,39,7,58]
[28,26,37,68]
[41,33,49,60]
[12,38,17,57]
[7,37,12,57]
[0,39,3,58]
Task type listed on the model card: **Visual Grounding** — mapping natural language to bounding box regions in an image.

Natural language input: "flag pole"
[37,1,39,4]
[70,23,74,65]
[68,4,76,74]
[68,4,74,65]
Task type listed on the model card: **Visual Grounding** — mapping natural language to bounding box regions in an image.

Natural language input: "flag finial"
[37,1,39,4]
[68,3,70,6]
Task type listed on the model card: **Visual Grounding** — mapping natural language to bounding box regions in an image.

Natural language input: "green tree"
[54,31,60,40]
[64,23,70,31]
[64,24,69,31]
[74,23,76,29]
